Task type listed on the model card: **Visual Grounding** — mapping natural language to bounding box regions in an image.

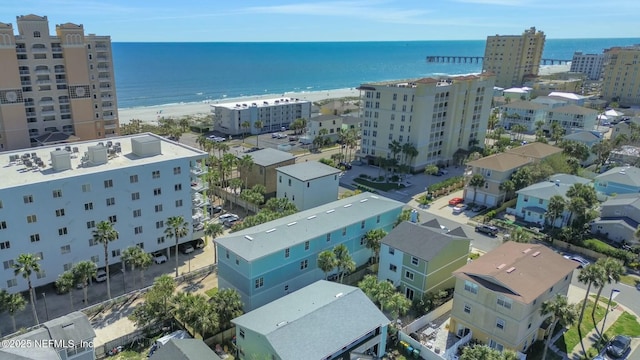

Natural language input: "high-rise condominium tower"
[0,14,118,151]
[601,45,640,106]
[482,27,545,88]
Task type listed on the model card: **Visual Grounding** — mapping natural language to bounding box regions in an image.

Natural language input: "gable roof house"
[232,280,390,360]
[237,148,295,198]
[378,221,471,301]
[591,193,640,245]
[594,166,640,196]
[449,242,576,353]
[151,339,222,360]
[514,174,591,227]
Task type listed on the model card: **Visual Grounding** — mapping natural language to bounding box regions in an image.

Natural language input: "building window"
[152,170,160,179]
[389,264,397,272]
[279,176,282,183]
[27,214,37,223]
[130,175,138,183]
[496,318,505,330]
[464,280,478,294]
[106,197,115,206]
[104,179,113,188]
[23,195,34,204]
[284,248,290,258]
[84,202,94,211]
[58,227,68,236]
[63,263,73,271]
[52,189,63,198]
[255,277,264,289]
[156,221,164,229]
[157,236,165,244]
[108,215,117,223]
[389,247,395,255]
[342,227,347,236]
[464,303,472,314]
[87,220,96,228]
[0,221,5,230]
[0,241,10,250]
[288,179,291,186]
[153,188,162,196]
[61,245,71,254]
[226,250,229,259]
[134,226,143,234]
[376,215,381,224]
[7,279,17,288]
[300,259,308,270]
[89,238,98,246]
[411,257,419,265]
[326,233,331,242]
[404,270,414,280]
[3,260,14,270]
[55,209,65,217]
[175,199,183,207]
[30,234,40,243]
[239,329,245,338]
[173,166,181,174]
[155,204,163,212]
[131,192,140,201]
[497,296,512,310]
[133,209,141,218]
[36,270,46,279]
[112,249,121,257]
[304,241,310,250]
[361,220,365,229]
[174,184,182,191]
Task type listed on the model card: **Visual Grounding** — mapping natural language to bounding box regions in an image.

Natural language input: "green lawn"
[589,294,617,308]
[353,177,402,192]
[554,301,606,353]
[583,238,618,253]
[205,287,218,298]
[585,311,640,358]
[526,341,564,360]
[619,274,640,287]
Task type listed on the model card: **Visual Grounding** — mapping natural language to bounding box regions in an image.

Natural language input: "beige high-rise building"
[0,14,118,151]
[601,45,640,106]
[357,73,495,171]
[482,27,545,88]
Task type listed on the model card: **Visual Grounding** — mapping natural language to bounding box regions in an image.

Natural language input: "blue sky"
[3,0,638,42]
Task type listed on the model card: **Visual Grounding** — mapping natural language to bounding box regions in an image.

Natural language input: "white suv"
[153,252,168,264]
[94,269,108,282]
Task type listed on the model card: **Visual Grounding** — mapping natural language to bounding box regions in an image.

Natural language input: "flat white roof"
[0,133,207,189]
[211,97,310,110]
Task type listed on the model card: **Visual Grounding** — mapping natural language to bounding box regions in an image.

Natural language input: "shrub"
[485,210,497,220]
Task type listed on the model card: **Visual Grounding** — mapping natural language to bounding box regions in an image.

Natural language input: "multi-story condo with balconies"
[0,133,206,294]
[482,27,546,88]
[0,14,119,151]
[212,97,311,136]
[357,74,495,171]
[601,45,640,106]
[570,52,605,80]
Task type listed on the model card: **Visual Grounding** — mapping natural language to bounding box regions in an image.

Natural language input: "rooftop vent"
[307,215,316,220]
[343,204,352,208]
[50,150,71,171]
[244,235,253,241]
[287,222,297,226]
[506,267,516,273]
[87,144,108,165]
[266,229,276,233]
[131,135,162,157]
[523,248,532,254]
[276,321,288,327]
[497,263,506,269]
[326,209,335,214]
[532,251,541,257]
[360,199,368,203]
[335,292,344,298]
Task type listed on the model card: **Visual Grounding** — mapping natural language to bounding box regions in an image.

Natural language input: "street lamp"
[601,288,621,336]
[42,293,49,321]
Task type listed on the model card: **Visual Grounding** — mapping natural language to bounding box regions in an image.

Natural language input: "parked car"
[606,335,631,358]
[277,133,288,139]
[452,204,467,214]
[474,204,488,212]
[449,197,464,206]
[271,133,279,138]
[76,280,88,289]
[94,269,108,282]
[246,147,261,153]
[475,224,498,236]
[338,162,353,170]
[219,213,239,224]
[193,238,205,249]
[207,205,223,216]
[224,218,240,228]
[438,169,449,175]
[153,252,168,264]
[180,244,194,254]
[563,255,590,268]
[289,136,298,142]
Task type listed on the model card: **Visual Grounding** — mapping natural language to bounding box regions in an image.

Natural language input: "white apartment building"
[276,161,340,211]
[358,74,495,170]
[482,27,546,88]
[547,104,598,133]
[570,52,605,81]
[307,114,343,142]
[0,133,207,293]
[500,100,549,132]
[212,97,311,136]
[0,14,118,151]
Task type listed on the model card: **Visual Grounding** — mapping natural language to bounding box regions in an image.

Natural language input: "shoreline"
[118,87,361,125]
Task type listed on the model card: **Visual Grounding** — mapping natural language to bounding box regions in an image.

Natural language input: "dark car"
[338,162,352,170]
[475,224,498,236]
[606,335,631,358]
[207,204,223,216]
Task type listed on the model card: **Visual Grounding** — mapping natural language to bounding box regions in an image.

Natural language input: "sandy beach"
[118,88,361,125]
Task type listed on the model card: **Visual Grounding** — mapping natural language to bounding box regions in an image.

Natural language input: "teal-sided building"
[215,192,404,311]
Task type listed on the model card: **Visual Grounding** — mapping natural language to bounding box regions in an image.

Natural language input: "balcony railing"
[190,166,206,176]
[190,182,208,192]
[35,69,49,74]
[104,124,118,130]
[103,115,116,121]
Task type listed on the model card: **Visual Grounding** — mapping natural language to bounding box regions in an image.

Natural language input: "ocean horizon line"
[112,37,639,44]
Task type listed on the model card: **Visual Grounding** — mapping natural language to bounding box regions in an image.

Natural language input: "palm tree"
[4,292,26,332]
[375,280,395,312]
[509,227,531,243]
[364,229,387,264]
[55,271,76,310]
[540,294,578,360]
[210,288,244,329]
[576,264,606,355]
[333,244,355,283]
[165,216,189,277]
[401,142,418,172]
[387,292,411,321]
[388,140,402,164]
[468,174,486,204]
[13,253,42,325]
[241,121,251,142]
[122,246,145,288]
[593,258,625,336]
[317,250,337,280]
[237,155,254,189]
[93,220,119,299]
[73,261,97,305]
[253,120,263,147]
[229,178,244,210]
[545,195,566,228]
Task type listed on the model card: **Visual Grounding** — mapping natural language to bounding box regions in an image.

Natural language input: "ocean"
[113,39,640,109]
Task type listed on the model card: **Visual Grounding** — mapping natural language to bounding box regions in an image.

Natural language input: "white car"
[180,244,194,254]
[94,269,108,282]
[452,204,467,214]
[563,255,590,268]
[219,213,239,224]
[153,252,168,264]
